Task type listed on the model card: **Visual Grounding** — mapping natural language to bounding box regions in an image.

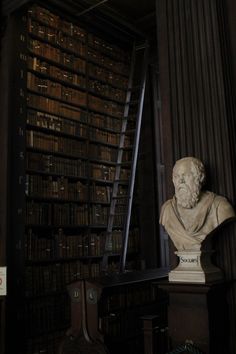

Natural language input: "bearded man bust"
[160,157,236,251]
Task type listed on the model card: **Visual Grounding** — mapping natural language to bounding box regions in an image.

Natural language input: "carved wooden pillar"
[156,0,236,352]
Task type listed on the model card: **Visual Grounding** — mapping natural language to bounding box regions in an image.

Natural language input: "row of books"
[89,144,118,163]
[28,5,130,62]
[27,93,126,129]
[101,282,155,314]
[90,163,115,181]
[28,55,127,104]
[26,128,130,165]
[88,112,122,131]
[90,204,126,226]
[28,17,130,76]
[26,174,127,203]
[28,56,86,89]
[88,93,124,118]
[27,109,130,150]
[26,201,129,227]
[26,201,89,226]
[27,109,125,144]
[87,47,129,76]
[27,109,132,149]
[101,312,143,339]
[28,38,86,74]
[28,5,86,42]
[25,228,139,260]
[26,175,89,201]
[25,260,135,296]
[90,126,119,145]
[26,330,65,354]
[91,184,111,203]
[27,72,87,106]
[89,79,126,103]
[28,71,124,118]
[29,19,86,57]
[90,162,130,181]
[26,151,129,183]
[27,109,88,138]
[26,129,87,157]
[88,63,129,90]
[24,294,70,336]
[25,261,94,296]
[90,144,131,163]
[26,200,137,227]
[88,33,130,62]
[26,152,87,177]
[28,93,87,123]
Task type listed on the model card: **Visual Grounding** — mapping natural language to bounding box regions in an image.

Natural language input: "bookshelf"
[4,3,146,354]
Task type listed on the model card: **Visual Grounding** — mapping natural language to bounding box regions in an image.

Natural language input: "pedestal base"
[159,281,229,354]
[168,250,223,283]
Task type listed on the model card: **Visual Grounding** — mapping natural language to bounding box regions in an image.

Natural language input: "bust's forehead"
[173,159,193,173]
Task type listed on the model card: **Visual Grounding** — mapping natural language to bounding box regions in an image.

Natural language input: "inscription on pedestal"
[179,255,199,266]
[168,251,223,283]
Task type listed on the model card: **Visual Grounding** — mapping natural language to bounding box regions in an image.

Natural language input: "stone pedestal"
[168,250,223,283]
[158,281,229,354]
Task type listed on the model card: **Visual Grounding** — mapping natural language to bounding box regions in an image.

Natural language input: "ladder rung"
[114,179,129,184]
[136,43,147,50]
[112,195,130,199]
[125,129,135,134]
[127,85,141,92]
[116,162,132,166]
[110,212,126,216]
[129,100,139,105]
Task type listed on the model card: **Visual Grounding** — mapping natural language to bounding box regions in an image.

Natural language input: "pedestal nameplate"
[168,251,223,283]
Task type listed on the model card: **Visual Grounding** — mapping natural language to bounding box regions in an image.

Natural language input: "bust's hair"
[173,157,206,186]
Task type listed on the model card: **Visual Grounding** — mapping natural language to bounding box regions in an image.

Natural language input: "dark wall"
[156,0,236,352]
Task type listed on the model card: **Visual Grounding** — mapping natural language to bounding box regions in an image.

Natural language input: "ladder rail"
[101,43,137,271]
[119,42,149,273]
[101,40,149,273]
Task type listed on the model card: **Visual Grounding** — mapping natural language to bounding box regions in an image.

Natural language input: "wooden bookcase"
[61,269,168,354]
[3,3,152,354]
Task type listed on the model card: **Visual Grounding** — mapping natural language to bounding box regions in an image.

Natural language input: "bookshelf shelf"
[26,123,88,140]
[25,195,89,203]
[27,31,130,79]
[25,224,89,229]
[27,66,87,92]
[26,169,88,181]
[27,50,87,77]
[26,146,88,160]
[89,158,118,166]
[26,104,88,124]
[27,88,87,111]
[28,31,87,61]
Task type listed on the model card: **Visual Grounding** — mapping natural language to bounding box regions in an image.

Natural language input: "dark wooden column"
[156,1,236,352]
[0,15,12,354]
[159,281,230,354]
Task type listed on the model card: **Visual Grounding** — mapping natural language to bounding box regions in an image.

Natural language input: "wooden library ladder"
[101,40,149,273]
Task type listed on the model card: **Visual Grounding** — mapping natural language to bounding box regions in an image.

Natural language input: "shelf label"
[0,267,7,296]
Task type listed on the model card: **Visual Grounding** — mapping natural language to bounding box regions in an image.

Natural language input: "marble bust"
[160,157,236,251]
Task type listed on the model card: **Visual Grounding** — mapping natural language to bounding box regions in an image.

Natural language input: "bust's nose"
[179,175,185,183]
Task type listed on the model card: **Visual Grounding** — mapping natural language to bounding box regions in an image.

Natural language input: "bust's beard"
[175,184,200,209]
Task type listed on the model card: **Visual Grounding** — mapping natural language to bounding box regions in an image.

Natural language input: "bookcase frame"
[3,3,148,353]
